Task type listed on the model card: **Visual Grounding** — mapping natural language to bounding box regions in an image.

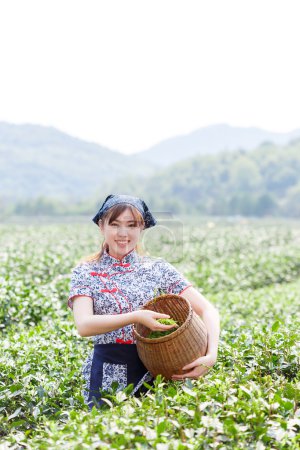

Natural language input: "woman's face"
[100,207,144,259]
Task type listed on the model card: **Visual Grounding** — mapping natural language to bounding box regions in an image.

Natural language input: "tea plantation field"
[0,219,299,449]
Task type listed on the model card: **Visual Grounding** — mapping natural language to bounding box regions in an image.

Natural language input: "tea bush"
[0,220,299,449]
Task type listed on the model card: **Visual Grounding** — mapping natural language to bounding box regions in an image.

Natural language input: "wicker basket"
[133,294,208,380]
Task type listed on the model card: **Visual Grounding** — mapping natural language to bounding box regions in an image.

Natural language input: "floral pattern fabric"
[68,248,192,404]
[102,362,127,392]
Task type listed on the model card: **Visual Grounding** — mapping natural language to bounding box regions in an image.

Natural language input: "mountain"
[2,121,300,214]
[133,124,300,166]
[106,139,300,217]
[0,122,158,201]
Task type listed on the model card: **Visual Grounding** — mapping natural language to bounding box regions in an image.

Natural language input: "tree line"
[3,140,300,218]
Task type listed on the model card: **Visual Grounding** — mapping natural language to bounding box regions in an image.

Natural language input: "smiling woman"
[67,194,220,410]
[79,201,146,264]
[101,211,143,260]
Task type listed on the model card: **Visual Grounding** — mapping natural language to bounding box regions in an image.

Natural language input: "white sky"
[0,0,299,154]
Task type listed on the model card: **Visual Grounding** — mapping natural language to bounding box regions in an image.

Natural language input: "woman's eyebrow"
[112,219,136,223]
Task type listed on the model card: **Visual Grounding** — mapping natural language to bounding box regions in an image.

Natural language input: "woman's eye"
[110,223,138,228]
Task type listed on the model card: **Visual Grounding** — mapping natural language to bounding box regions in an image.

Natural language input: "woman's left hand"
[171,353,217,380]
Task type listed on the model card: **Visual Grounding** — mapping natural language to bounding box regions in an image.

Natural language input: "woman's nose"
[117,226,128,236]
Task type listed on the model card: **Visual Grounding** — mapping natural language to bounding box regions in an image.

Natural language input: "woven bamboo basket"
[133,294,208,380]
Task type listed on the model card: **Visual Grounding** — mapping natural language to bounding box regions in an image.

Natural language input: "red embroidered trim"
[116,338,133,344]
[90,272,109,277]
[100,288,118,293]
[68,293,94,300]
[101,277,135,342]
[68,294,94,309]
[179,284,193,295]
[100,279,125,340]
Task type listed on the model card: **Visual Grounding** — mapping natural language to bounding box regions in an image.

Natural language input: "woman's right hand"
[133,310,178,331]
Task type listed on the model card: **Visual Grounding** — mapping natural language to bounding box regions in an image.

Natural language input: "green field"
[0,219,300,449]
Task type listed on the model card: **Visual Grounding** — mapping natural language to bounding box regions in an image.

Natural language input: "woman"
[68,194,220,409]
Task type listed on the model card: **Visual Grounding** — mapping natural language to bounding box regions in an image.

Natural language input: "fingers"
[155,323,178,331]
[153,312,170,319]
[182,362,196,371]
[141,310,180,331]
[172,370,197,380]
[172,359,212,380]
[151,320,178,330]
[182,356,210,371]
[171,367,209,380]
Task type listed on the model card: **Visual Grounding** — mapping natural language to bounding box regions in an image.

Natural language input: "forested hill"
[0,122,158,201]
[133,123,300,166]
[2,122,300,217]
[105,140,300,217]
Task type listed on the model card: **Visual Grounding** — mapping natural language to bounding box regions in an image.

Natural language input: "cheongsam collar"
[101,247,139,266]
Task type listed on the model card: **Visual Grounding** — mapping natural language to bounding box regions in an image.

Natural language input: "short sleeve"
[155,259,193,296]
[67,264,94,310]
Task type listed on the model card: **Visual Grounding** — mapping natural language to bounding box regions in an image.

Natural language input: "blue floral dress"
[68,248,192,409]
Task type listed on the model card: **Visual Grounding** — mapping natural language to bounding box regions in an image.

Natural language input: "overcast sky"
[0,0,299,154]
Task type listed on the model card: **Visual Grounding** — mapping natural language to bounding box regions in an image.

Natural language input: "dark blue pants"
[87,343,152,410]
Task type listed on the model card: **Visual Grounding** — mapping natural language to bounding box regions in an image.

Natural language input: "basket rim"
[133,293,193,344]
